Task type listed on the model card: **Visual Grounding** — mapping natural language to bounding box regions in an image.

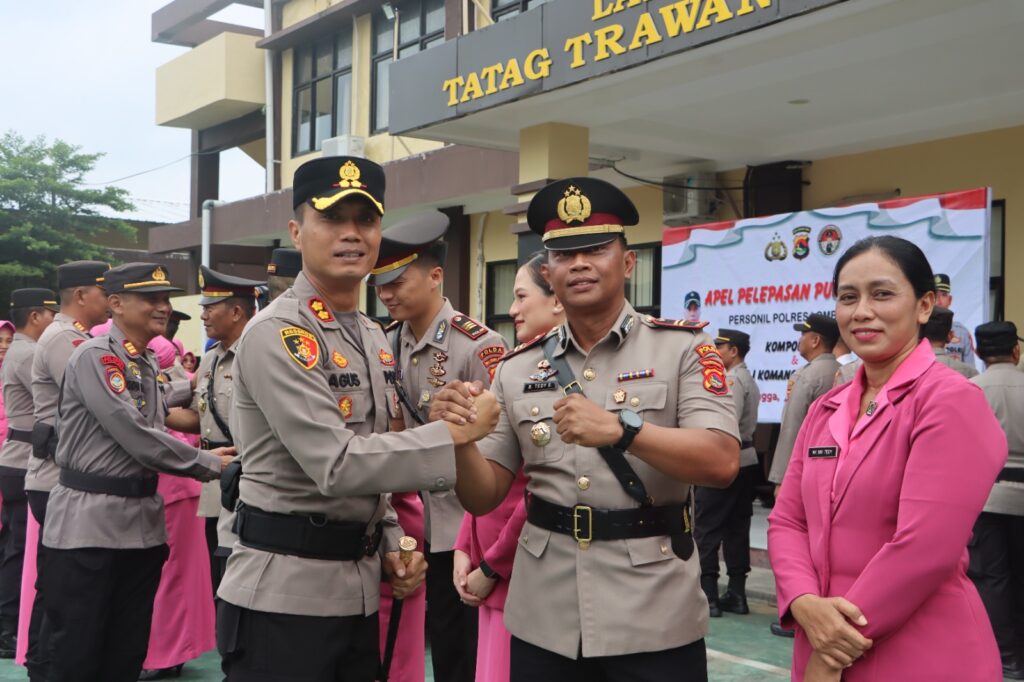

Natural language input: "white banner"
[660,188,991,422]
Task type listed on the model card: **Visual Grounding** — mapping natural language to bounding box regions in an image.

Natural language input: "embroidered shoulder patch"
[451,314,487,340]
[105,366,127,394]
[100,354,126,371]
[478,346,505,382]
[280,326,320,370]
[308,298,334,324]
[645,316,709,331]
[695,344,728,396]
[378,348,396,366]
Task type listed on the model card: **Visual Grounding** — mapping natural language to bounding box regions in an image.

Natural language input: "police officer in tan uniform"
[189,265,263,592]
[214,156,499,681]
[695,328,760,618]
[42,263,232,682]
[934,273,977,367]
[431,177,740,681]
[26,261,108,678]
[968,321,1024,678]
[0,289,57,657]
[370,211,507,682]
[266,247,301,300]
[924,307,978,379]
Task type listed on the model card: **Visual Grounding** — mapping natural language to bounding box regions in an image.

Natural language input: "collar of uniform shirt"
[553,300,636,357]
[402,298,456,353]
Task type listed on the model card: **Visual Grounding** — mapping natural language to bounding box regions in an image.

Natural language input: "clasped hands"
[790,594,873,680]
[430,380,624,448]
[452,549,494,607]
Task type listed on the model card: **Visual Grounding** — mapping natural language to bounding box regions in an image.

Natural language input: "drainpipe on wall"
[264,0,275,194]
[200,198,224,353]
[475,213,487,320]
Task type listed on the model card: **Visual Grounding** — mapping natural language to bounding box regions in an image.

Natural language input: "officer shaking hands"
[214,156,499,681]
[41,264,233,682]
[431,177,739,681]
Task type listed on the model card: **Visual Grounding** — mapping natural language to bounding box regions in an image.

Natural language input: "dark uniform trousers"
[694,465,757,580]
[25,491,50,681]
[425,544,478,682]
[217,601,380,682]
[0,470,28,636]
[511,636,708,682]
[968,511,1024,658]
[43,544,169,682]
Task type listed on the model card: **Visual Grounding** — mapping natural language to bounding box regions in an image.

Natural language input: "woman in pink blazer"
[452,252,563,682]
[769,236,1006,681]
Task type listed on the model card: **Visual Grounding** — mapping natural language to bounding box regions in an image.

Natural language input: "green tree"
[0,131,135,310]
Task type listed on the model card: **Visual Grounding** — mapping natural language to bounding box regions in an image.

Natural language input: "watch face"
[620,409,643,430]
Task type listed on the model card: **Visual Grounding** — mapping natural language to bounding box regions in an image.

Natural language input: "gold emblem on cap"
[530,422,551,447]
[153,267,167,282]
[338,160,362,188]
[557,185,592,225]
[198,271,205,288]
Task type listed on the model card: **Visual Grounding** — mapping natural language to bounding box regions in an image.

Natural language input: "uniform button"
[522,534,528,543]
[530,406,540,416]
[204,428,211,435]
[583,368,597,381]
[421,390,431,403]
[660,543,668,555]
[577,476,590,491]
[630,397,640,407]
[412,357,419,366]
[435,477,447,488]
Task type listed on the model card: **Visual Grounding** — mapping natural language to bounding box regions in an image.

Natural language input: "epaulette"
[642,316,708,332]
[499,330,552,363]
[451,314,487,340]
[384,319,401,333]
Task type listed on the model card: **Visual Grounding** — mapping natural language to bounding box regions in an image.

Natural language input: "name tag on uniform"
[808,446,839,459]
[524,381,557,393]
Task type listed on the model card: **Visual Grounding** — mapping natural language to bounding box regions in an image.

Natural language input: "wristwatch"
[613,409,644,451]
[478,559,499,580]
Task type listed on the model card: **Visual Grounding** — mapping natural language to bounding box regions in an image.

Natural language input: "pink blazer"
[769,340,1005,681]
[454,468,528,609]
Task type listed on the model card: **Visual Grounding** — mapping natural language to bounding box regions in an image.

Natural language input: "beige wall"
[467,210,518,320]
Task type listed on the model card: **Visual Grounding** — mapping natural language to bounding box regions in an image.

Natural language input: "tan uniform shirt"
[217,273,457,618]
[730,362,760,468]
[0,333,36,472]
[971,364,1024,516]
[768,352,839,484]
[480,302,739,658]
[933,346,979,379]
[391,299,507,550]
[194,343,235,517]
[833,357,861,388]
[43,323,222,550]
[29,313,90,492]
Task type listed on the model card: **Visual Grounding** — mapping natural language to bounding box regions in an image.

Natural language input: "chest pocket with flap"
[512,394,562,464]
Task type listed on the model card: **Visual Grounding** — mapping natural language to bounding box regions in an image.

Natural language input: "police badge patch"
[105,366,126,394]
[280,326,320,370]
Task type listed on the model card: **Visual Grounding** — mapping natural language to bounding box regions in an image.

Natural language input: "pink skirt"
[475,604,511,682]
[142,496,216,669]
[378,492,426,682]
[15,507,36,665]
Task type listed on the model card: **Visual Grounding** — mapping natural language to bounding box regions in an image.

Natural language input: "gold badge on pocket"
[530,422,551,447]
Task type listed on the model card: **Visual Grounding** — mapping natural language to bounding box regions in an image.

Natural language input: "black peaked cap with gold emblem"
[934,273,952,293]
[715,328,751,348]
[527,177,639,251]
[292,156,386,216]
[267,248,302,278]
[103,263,183,295]
[57,260,109,290]
[10,289,60,312]
[198,265,265,306]
[367,211,450,286]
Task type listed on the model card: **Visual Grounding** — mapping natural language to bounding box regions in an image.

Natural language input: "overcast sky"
[1,2,267,224]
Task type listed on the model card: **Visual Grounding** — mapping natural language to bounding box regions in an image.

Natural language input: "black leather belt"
[235,503,383,561]
[997,467,1024,483]
[200,438,232,450]
[59,469,158,498]
[6,428,31,444]
[740,440,754,449]
[526,494,691,548]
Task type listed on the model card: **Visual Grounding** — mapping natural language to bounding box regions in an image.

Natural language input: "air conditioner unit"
[662,172,717,226]
[322,135,366,158]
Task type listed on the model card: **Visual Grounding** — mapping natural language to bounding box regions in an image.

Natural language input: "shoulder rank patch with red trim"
[73,320,88,333]
[280,326,320,370]
[499,330,550,363]
[100,354,125,371]
[451,314,487,340]
[122,340,141,356]
[308,298,334,324]
[72,339,85,347]
[478,345,505,382]
[645,316,709,331]
[105,366,127,394]
[695,344,728,396]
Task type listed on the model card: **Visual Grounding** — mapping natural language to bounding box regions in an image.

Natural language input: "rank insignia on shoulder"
[499,331,550,363]
[308,298,334,323]
[524,381,557,393]
[451,315,486,340]
[338,396,354,419]
[378,349,396,366]
[332,351,349,369]
[385,319,401,333]
[645,316,709,331]
[617,369,654,382]
[122,340,140,357]
[100,354,126,371]
[280,326,320,370]
[105,366,126,394]
[73,320,87,333]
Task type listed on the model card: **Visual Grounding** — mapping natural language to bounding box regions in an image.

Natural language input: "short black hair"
[412,239,448,270]
[980,353,1016,365]
[10,306,45,329]
[833,236,936,300]
[814,331,838,353]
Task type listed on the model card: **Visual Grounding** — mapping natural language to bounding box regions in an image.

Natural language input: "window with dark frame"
[625,242,662,318]
[372,0,445,133]
[292,28,354,156]
[990,199,1006,321]
[486,259,518,345]
[491,0,550,21]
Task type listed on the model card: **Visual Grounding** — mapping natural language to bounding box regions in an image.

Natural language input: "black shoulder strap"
[207,353,233,443]
[540,335,652,507]
[390,323,425,426]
